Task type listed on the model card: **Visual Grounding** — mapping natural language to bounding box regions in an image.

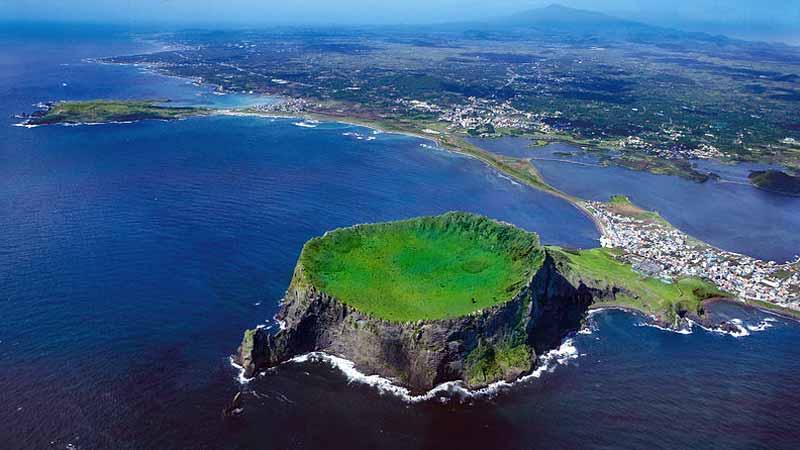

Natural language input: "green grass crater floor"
[298,213,543,321]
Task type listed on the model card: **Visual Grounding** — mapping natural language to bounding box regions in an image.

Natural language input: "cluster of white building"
[401,97,546,134]
[585,201,800,309]
[442,98,543,133]
[249,98,309,114]
[617,135,727,160]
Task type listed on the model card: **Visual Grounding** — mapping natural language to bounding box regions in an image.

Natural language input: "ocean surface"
[1,25,799,450]
[468,137,800,263]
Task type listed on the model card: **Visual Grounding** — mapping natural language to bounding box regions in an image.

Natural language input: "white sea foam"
[728,319,750,337]
[495,172,521,186]
[571,305,782,340]
[638,321,693,335]
[63,121,136,126]
[577,315,597,335]
[586,308,610,317]
[288,336,581,403]
[747,317,777,332]
[230,356,254,384]
[644,316,779,338]
[292,120,318,128]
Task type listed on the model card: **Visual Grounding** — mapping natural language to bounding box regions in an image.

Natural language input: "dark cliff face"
[527,253,599,353]
[235,250,623,392]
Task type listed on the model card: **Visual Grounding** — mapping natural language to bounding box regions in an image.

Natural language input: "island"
[19,99,209,126]
[749,170,800,197]
[234,212,725,392]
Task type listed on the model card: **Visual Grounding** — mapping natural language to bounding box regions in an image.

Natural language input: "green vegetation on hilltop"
[749,170,800,197]
[606,195,668,224]
[295,212,544,322]
[25,100,208,125]
[548,246,727,324]
[609,154,714,183]
[465,340,533,386]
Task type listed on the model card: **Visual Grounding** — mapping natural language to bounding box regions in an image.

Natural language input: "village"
[585,200,800,310]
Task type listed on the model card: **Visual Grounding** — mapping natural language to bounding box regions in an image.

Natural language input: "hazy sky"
[2,0,798,29]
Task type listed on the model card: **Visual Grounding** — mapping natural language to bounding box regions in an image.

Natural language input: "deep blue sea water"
[1,26,799,450]
[468,137,800,263]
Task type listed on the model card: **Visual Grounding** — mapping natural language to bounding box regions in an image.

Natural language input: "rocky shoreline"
[232,250,644,393]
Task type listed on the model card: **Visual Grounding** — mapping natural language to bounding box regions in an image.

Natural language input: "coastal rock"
[716,320,743,334]
[222,392,244,419]
[234,251,624,392]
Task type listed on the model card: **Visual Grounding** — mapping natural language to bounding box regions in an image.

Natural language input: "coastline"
[20,104,797,318]
[590,297,800,327]
[219,109,608,236]
[712,297,800,322]
[232,299,793,403]
[231,333,583,403]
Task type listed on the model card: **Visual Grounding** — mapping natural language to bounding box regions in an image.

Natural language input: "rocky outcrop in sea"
[234,251,629,392]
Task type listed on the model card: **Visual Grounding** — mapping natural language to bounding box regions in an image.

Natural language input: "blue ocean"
[1,25,799,450]
[468,137,800,263]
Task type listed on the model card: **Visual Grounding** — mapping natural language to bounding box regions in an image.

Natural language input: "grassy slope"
[296,212,544,322]
[607,195,667,223]
[749,170,800,196]
[548,246,725,322]
[29,100,208,125]
[465,340,532,386]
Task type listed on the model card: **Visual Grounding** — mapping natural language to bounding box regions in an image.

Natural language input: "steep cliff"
[234,249,630,392]
[233,211,711,392]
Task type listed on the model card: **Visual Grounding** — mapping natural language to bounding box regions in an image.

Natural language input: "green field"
[27,100,208,125]
[548,246,726,323]
[295,212,544,321]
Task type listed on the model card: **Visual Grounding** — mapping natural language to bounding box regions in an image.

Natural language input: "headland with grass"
[295,212,544,322]
[235,212,736,392]
[19,99,209,126]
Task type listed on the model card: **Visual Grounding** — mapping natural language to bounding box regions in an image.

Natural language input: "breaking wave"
[637,321,693,335]
[636,316,778,338]
[292,120,318,128]
[495,172,521,186]
[284,336,581,403]
[229,357,254,384]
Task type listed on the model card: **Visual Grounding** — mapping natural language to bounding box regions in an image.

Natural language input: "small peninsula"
[235,212,725,392]
[19,99,208,126]
[749,170,800,197]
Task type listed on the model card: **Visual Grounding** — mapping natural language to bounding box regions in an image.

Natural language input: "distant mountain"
[453,4,727,45]
[497,4,637,28]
